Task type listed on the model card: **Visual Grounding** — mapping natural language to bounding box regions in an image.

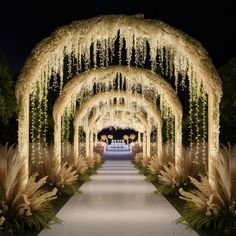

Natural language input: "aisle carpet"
[39,151,197,236]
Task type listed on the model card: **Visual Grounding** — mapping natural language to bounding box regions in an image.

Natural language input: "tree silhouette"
[0,49,17,144]
[218,57,236,145]
[0,49,16,125]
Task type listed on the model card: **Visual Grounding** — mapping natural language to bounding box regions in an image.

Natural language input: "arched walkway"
[13,14,223,234]
[53,67,182,169]
[71,94,162,158]
[85,105,149,156]
[15,13,222,194]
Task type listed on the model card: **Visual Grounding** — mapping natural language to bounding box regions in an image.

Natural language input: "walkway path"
[39,152,197,236]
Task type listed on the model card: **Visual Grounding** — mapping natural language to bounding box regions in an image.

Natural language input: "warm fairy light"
[201,86,207,164]
[30,89,36,164]
[53,67,181,164]
[15,15,222,187]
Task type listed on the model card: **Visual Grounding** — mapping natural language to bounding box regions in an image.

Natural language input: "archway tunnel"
[0,14,228,235]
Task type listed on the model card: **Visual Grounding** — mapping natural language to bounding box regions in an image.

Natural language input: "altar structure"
[106,139,129,151]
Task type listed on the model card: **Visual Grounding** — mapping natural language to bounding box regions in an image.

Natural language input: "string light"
[36,79,42,163]
[169,47,174,78]
[194,79,200,164]
[165,47,169,76]
[16,16,222,181]
[118,34,123,65]
[188,65,194,156]
[30,90,36,164]
[42,73,48,162]
[202,88,207,164]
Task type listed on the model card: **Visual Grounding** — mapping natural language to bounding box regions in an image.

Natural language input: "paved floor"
[39,153,197,236]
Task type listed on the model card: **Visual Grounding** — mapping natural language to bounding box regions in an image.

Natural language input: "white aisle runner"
[39,158,197,236]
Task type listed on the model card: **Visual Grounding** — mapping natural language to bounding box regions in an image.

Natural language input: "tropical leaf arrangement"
[141,155,151,168]
[134,143,174,180]
[0,144,59,232]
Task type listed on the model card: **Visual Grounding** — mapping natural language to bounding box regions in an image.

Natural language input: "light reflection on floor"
[39,159,198,236]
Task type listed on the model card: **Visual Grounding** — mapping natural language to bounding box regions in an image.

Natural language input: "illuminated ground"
[39,151,197,236]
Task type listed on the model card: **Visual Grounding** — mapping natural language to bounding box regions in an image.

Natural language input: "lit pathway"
[39,152,197,236]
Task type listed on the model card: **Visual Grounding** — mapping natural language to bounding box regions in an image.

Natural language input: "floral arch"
[72,97,159,159]
[15,14,222,186]
[52,67,182,165]
[88,106,148,136]
[85,108,148,157]
[87,107,148,153]
[88,105,148,134]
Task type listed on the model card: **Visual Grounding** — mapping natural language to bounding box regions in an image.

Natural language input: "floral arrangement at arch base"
[0,145,60,233]
[177,145,236,234]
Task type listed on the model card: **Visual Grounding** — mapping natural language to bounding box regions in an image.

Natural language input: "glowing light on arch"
[87,110,148,157]
[95,115,146,133]
[89,109,147,133]
[53,66,181,119]
[52,67,181,166]
[15,14,221,186]
[65,91,163,161]
[76,104,150,158]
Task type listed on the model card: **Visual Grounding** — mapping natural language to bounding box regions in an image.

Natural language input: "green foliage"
[55,182,80,196]
[176,203,217,231]
[218,58,236,144]
[78,173,91,182]
[145,173,158,183]
[0,49,16,125]
[137,165,150,176]
[3,203,61,233]
[177,201,236,234]
[86,168,96,176]
[157,183,181,196]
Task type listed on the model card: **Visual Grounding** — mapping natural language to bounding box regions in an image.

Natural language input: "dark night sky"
[0,0,236,79]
